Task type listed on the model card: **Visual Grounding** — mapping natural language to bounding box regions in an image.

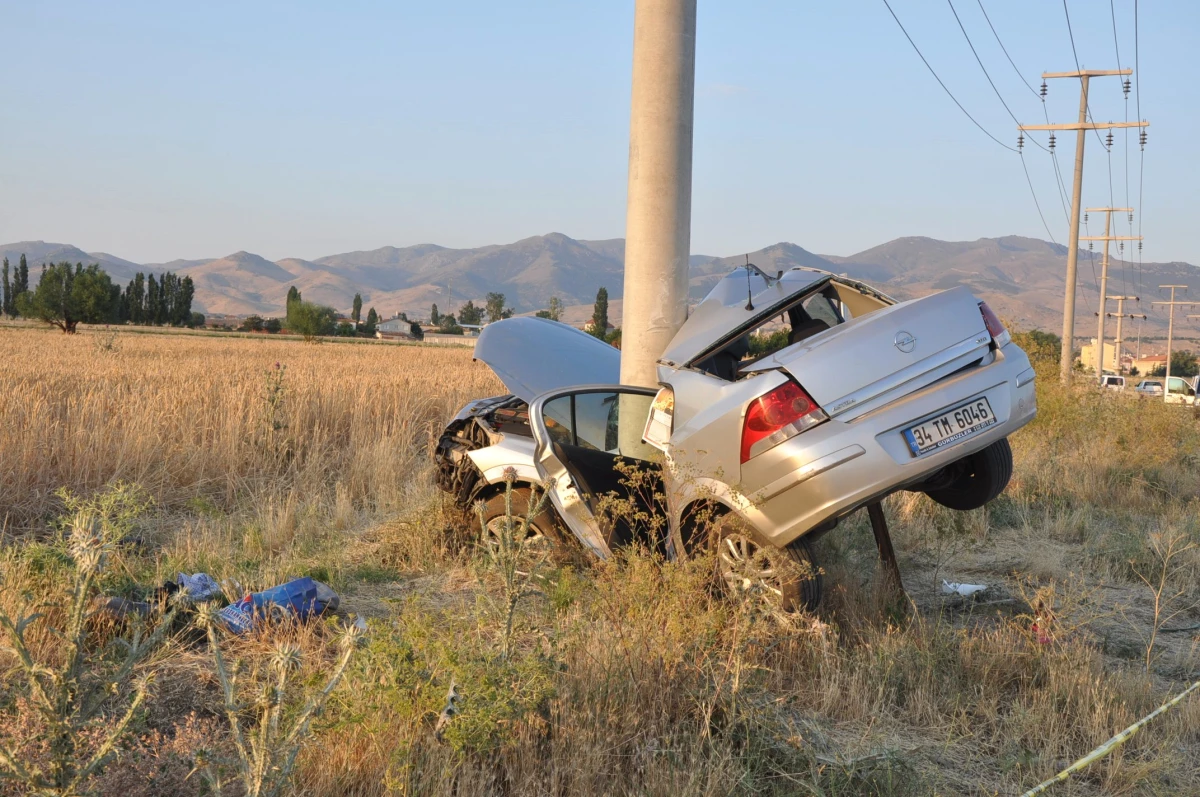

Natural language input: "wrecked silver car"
[435,266,1038,609]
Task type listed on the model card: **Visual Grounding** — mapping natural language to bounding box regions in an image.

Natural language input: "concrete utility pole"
[1081,207,1140,380]
[620,0,697,389]
[1019,69,1148,384]
[1106,295,1144,373]
[1152,285,1192,400]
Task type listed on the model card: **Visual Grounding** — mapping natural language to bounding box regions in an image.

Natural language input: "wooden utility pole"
[1152,286,1192,398]
[1082,207,1140,380]
[1106,295,1144,373]
[1019,69,1148,384]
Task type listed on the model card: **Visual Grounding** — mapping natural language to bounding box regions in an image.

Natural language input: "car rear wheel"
[924,437,1013,511]
[479,487,556,556]
[711,515,822,612]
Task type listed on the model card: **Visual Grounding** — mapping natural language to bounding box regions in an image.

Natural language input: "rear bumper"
[732,343,1037,548]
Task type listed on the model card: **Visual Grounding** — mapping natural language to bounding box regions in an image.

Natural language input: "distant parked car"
[435,265,1038,611]
[1100,375,1125,391]
[1135,380,1164,397]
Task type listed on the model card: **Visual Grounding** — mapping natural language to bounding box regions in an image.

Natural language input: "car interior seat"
[695,334,751,381]
[789,318,830,345]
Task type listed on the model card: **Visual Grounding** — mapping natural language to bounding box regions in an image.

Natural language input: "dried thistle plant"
[193,606,363,797]
[0,513,179,796]
[476,469,553,659]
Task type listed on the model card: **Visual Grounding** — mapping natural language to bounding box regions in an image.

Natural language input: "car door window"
[540,390,657,460]
[1167,377,1195,396]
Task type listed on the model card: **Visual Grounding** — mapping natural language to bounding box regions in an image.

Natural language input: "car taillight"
[643,386,674,452]
[740,380,827,463]
[979,302,1009,345]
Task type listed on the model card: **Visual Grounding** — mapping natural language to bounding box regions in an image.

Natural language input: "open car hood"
[473,317,620,403]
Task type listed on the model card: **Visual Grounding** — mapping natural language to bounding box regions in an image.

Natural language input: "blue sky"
[1,1,1194,265]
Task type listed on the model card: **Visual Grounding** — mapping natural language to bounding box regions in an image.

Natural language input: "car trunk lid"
[741,286,991,417]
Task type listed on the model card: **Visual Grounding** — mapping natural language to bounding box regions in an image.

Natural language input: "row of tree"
[0,256,31,317]
[429,291,515,333]
[425,288,619,343]
[120,271,196,326]
[1,256,199,332]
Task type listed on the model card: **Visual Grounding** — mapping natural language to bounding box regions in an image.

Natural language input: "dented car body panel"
[435,265,1038,561]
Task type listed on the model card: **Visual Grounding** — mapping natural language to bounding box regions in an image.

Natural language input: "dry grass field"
[1,323,1199,796]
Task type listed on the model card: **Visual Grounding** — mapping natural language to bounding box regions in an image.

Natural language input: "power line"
[1135,0,1145,279]
[1082,215,1098,314]
[1104,0,1129,297]
[1020,152,1059,244]
[947,0,1052,154]
[1111,0,1137,295]
[974,0,1073,224]
[1062,0,1121,298]
[1109,0,1123,69]
[1062,0,1111,150]
[975,0,1040,99]
[880,0,1018,152]
[943,0,1064,244]
[1050,145,1072,224]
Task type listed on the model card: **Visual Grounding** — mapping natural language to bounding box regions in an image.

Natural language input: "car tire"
[708,515,823,612]
[478,487,557,554]
[925,437,1013,511]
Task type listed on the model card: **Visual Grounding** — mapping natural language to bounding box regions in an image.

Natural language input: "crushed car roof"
[474,317,620,403]
[659,267,831,367]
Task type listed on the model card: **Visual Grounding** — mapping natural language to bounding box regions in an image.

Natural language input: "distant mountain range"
[2,234,1196,338]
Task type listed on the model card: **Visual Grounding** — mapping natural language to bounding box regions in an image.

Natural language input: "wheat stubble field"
[1,323,1198,796]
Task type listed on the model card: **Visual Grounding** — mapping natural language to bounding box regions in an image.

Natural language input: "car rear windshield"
[693,279,890,382]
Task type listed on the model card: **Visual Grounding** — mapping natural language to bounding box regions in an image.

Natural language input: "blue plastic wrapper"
[217,577,320,634]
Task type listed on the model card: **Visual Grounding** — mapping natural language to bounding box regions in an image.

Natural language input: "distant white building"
[376,318,416,339]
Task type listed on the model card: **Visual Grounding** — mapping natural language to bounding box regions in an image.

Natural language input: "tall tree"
[1,257,9,318]
[547,296,562,321]
[285,286,302,329]
[591,287,609,338]
[364,307,378,335]
[458,300,482,326]
[12,254,29,315]
[146,275,159,325]
[485,292,508,324]
[430,303,440,325]
[16,262,117,333]
[175,275,195,325]
[352,293,363,324]
[288,301,337,340]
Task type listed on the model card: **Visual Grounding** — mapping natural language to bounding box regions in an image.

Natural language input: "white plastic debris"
[176,572,222,603]
[942,580,987,598]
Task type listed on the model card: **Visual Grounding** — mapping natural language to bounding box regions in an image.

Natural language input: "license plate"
[903,398,996,456]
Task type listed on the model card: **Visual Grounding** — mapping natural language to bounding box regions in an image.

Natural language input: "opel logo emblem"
[894,331,916,353]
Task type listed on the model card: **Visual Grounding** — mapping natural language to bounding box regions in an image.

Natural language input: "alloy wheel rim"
[484,516,547,551]
[716,532,787,600]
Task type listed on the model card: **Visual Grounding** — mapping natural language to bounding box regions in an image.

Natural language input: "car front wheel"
[924,437,1013,511]
[710,515,822,612]
[478,487,557,555]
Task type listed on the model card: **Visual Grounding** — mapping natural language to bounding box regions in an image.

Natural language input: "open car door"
[528,386,661,559]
